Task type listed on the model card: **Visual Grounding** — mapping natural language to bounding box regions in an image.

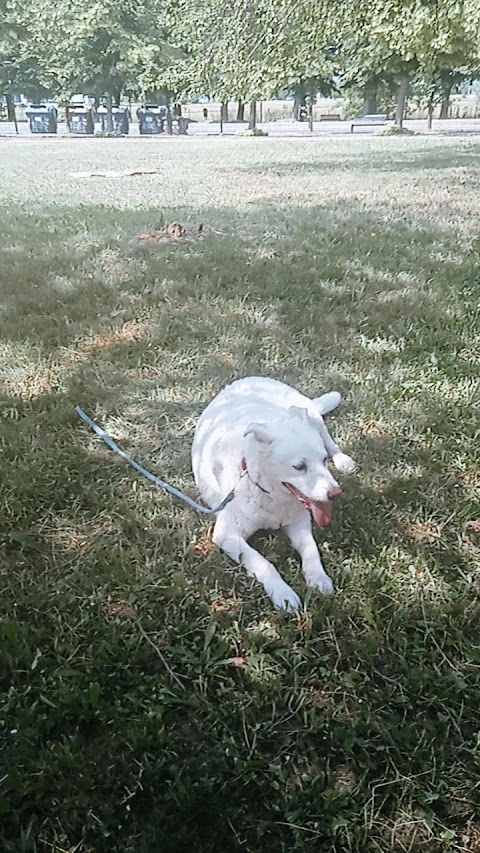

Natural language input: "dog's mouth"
[283,483,333,527]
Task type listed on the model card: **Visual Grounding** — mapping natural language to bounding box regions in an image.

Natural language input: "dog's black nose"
[328,485,342,500]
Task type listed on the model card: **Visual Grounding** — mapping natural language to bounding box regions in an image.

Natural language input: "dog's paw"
[314,392,341,415]
[332,452,356,474]
[267,581,302,613]
[305,571,334,595]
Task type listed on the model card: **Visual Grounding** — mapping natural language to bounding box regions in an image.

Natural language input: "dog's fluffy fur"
[192,377,356,611]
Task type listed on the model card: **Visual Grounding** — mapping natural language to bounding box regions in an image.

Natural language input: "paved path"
[1,118,480,139]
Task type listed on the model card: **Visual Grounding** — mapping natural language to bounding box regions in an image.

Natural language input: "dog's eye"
[293,462,307,473]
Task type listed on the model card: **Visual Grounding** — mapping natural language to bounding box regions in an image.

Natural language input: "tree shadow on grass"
[1,195,476,346]
[1,195,477,568]
[239,142,480,176]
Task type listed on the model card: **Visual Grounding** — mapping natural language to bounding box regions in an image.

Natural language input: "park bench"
[350,113,387,132]
[319,113,341,121]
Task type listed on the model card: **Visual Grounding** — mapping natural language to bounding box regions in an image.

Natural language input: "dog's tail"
[313,391,341,416]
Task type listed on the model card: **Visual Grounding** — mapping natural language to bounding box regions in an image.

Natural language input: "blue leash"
[75,407,235,515]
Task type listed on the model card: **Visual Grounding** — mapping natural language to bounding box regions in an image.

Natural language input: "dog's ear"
[244,423,272,445]
[313,392,341,416]
[288,405,309,422]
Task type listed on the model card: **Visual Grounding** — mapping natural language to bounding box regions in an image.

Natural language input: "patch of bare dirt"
[136,221,204,243]
[193,525,215,555]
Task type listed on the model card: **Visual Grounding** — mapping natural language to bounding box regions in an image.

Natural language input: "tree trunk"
[293,84,306,121]
[395,75,409,126]
[363,80,377,115]
[308,98,313,132]
[221,101,229,123]
[236,99,244,121]
[105,92,114,132]
[363,90,377,116]
[427,96,434,130]
[363,96,377,115]
[439,84,452,119]
[248,99,257,130]
[5,90,18,133]
[165,103,173,134]
[6,92,15,122]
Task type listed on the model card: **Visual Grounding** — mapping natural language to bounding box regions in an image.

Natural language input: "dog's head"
[243,406,352,526]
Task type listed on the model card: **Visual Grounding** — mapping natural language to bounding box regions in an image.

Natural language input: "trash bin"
[66,104,95,135]
[98,105,130,134]
[173,116,188,135]
[25,104,58,134]
[137,105,164,135]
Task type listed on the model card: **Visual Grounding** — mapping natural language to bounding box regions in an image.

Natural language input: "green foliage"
[2,0,480,123]
[237,127,268,136]
[334,0,480,122]
[341,91,364,119]
[168,0,339,101]
[94,130,125,137]
[6,0,177,99]
[377,124,415,135]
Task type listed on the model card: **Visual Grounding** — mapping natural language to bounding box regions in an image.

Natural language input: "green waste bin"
[66,104,94,135]
[137,105,165,135]
[98,105,130,134]
[26,104,58,133]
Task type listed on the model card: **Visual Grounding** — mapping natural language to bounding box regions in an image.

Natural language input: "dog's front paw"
[267,581,302,613]
[332,452,356,474]
[305,571,334,595]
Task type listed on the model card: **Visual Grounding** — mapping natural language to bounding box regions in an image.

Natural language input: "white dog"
[192,377,356,611]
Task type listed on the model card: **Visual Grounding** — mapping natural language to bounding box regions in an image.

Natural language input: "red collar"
[240,457,269,494]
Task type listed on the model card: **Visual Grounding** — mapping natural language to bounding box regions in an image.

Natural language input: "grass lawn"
[1,134,479,853]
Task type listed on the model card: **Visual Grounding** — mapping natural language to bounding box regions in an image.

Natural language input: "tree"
[337,0,480,128]
[168,0,276,123]
[335,0,423,124]
[10,0,177,129]
[4,0,480,134]
[413,0,480,127]
[1,0,55,117]
[168,0,338,129]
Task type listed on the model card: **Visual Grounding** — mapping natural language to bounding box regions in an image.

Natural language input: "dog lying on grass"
[192,377,356,611]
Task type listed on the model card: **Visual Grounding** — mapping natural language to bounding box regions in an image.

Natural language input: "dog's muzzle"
[283,482,340,527]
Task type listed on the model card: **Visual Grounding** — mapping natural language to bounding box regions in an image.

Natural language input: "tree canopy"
[1,0,479,124]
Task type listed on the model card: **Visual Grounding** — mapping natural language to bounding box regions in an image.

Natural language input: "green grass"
[1,135,479,853]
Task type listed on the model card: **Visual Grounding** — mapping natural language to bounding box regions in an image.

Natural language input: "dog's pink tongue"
[311,501,333,527]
